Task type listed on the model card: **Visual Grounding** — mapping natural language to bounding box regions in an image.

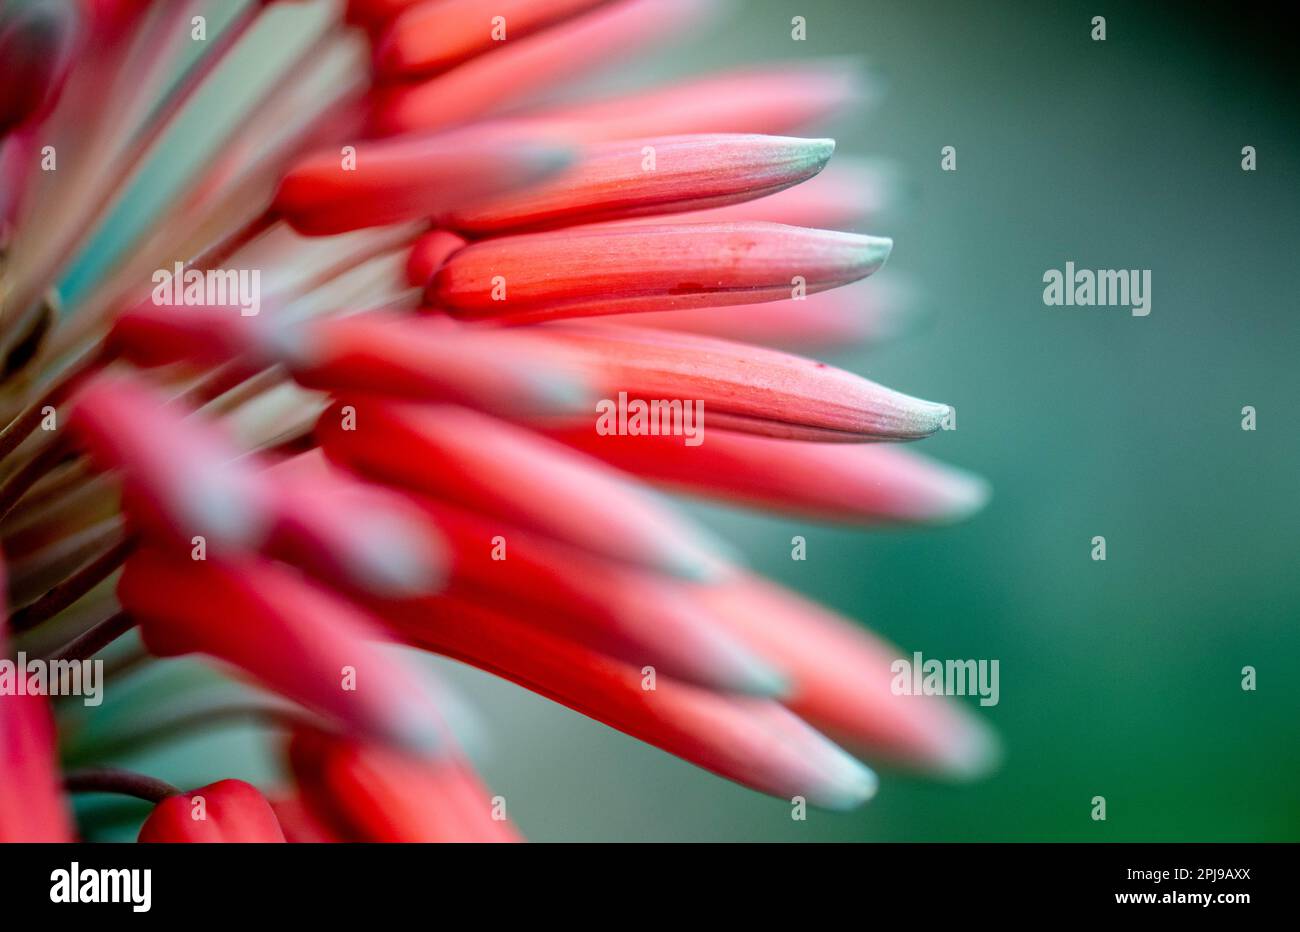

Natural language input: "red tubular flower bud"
[68,374,275,550]
[138,779,286,843]
[437,135,836,235]
[316,400,734,580]
[426,222,892,323]
[286,727,520,842]
[369,0,711,135]
[404,497,785,695]
[543,426,989,524]
[118,548,447,757]
[0,672,75,841]
[375,0,615,79]
[700,576,1001,780]
[517,324,951,441]
[274,127,573,235]
[513,62,868,141]
[385,598,877,810]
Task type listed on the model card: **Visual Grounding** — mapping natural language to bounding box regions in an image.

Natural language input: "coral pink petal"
[701,575,1001,779]
[513,61,867,141]
[369,0,712,135]
[545,427,989,523]
[263,451,448,597]
[0,685,76,841]
[404,497,783,694]
[316,400,731,580]
[602,281,907,351]
[439,135,835,235]
[69,374,274,548]
[274,127,573,235]
[607,158,892,230]
[288,727,520,842]
[117,548,446,756]
[376,0,615,79]
[108,299,279,369]
[427,221,892,322]
[289,313,590,414]
[385,597,877,809]
[522,323,950,441]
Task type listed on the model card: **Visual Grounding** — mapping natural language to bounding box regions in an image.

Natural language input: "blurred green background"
[69,0,1299,840]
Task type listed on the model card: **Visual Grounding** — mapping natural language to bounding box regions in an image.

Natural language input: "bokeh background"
[70,0,1300,841]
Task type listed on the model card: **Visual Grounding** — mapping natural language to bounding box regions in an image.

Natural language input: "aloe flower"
[0,0,996,843]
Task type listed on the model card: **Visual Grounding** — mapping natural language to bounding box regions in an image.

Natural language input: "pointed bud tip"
[813,747,880,810]
[803,136,836,165]
[925,468,991,523]
[931,713,1002,782]
[900,398,950,438]
[855,233,893,273]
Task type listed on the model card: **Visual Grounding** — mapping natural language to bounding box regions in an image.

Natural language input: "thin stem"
[186,206,280,273]
[68,702,314,766]
[253,426,316,459]
[0,439,74,522]
[64,767,181,804]
[133,3,265,161]
[0,343,112,464]
[45,610,137,665]
[99,638,151,681]
[9,537,135,634]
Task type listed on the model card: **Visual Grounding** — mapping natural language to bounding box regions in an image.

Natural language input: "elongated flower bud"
[109,300,284,369]
[439,135,836,235]
[118,548,447,756]
[605,281,913,351]
[607,157,895,230]
[138,779,286,843]
[700,576,1001,779]
[515,61,868,141]
[263,451,448,597]
[316,400,734,579]
[69,375,274,549]
[427,222,892,322]
[388,598,878,809]
[287,727,520,842]
[287,314,591,415]
[274,128,573,235]
[376,0,615,79]
[523,324,951,441]
[0,698,75,841]
[545,427,989,523]
[370,0,711,135]
[110,304,591,416]
[406,497,785,695]
[0,616,75,842]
